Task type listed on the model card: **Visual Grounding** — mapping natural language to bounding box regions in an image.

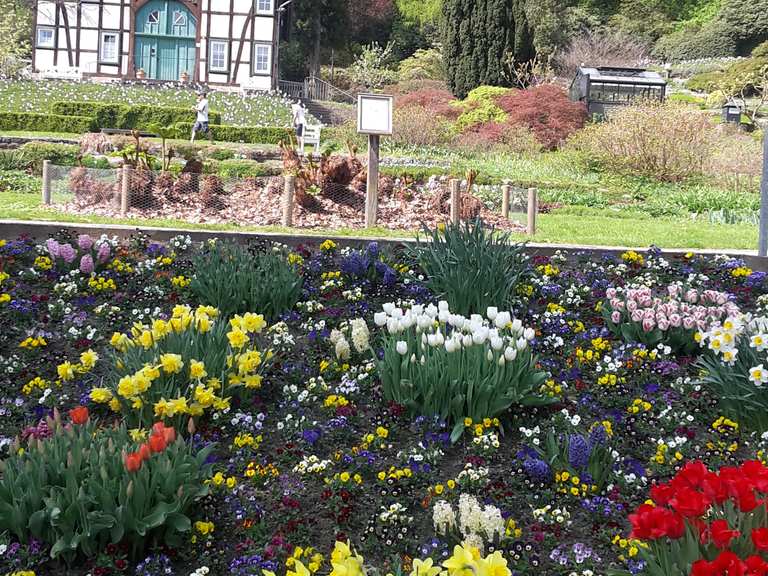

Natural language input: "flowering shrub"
[374,301,550,440]
[697,315,768,431]
[603,285,739,355]
[95,305,273,427]
[0,409,212,561]
[627,460,768,576]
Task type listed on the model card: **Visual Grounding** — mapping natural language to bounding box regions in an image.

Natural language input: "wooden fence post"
[365,134,380,227]
[282,174,296,226]
[501,183,511,219]
[121,166,132,216]
[527,187,538,236]
[449,179,460,224]
[41,160,52,205]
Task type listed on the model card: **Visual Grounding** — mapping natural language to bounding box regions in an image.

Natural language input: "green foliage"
[0,0,31,63]
[395,0,443,25]
[453,86,511,131]
[0,416,212,560]
[719,0,768,54]
[653,20,736,60]
[18,142,81,174]
[190,241,303,321]
[752,40,768,58]
[173,123,293,144]
[0,169,38,194]
[667,93,708,107]
[214,159,279,179]
[398,47,445,81]
[349,42,398,89]
[406,219,530,316]
[0,112,97,134]
[443,0,535,98]
[375,301,550,441]
[50,101,223,130]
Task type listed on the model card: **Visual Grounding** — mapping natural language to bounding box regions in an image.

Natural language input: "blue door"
[135,0,196,81]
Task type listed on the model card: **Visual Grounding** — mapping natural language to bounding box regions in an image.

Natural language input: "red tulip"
[69,406,89,425]
[746,555,768,576]
[629,504,684,540]
[650,482,674,506]
[148,433,166,453]
[138,443,151,462]
[124,452,142,473]
[669,487,711,518]
[752,528,768,552]
[702,519,740,550]
[152,422,166,434]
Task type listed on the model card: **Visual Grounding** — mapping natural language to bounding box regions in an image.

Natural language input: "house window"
[253,44,271,75]
[173,11,186,26]
[147,10,160,24]
[255,0,273,14]
[100,32,119,63]
[36,27,54,48]
[209,40,228,72]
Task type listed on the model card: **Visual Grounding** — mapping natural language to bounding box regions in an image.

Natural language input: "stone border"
[2,218,767,271]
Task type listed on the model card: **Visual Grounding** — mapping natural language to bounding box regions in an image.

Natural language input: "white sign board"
[357,93,393,135]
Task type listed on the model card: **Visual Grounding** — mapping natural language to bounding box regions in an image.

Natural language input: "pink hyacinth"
[59,243,76,263]
[79,254,94,274]
[77,234,94,251]
[96,243,111,263]
[45,238,60,258]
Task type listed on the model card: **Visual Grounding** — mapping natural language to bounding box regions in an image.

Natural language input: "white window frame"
[36,26,55,48]
[255,0,273,15]
[208,40,228,73]
[147,10,160,24]
[99,31,119,64]
[252,43,271,76]
[173,10,187,26]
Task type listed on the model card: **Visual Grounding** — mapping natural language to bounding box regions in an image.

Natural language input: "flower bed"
[0,230,767,576]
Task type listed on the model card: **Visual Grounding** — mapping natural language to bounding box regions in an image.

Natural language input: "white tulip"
[487,306,499,321]
[434,330,445,346]
[438,300,449,311]
[473,327,489,345]
[421,333,428,346]
[524,327,535,341]
[504,347,517,362]
[396,341,408,355]
[438,310,450,323]
[516,337,528,351]
[427,334,437,347]
[425,304,438,317]
[392,308,404,319]
[445,339,456,353]
[498,355,506,366]
[412,305,424,315]
[420,355,426,365]
[387,318,399,334]
[486,349,494,362]
[511,318,523,333]
[491,336,504,350]
[410,353,417,363]
[462,334,473,348]
[382,303,395,315]
[495,312,511,329]
[374,312,387,327]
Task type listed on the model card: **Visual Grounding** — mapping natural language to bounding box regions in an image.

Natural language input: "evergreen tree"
[443,0,534,98]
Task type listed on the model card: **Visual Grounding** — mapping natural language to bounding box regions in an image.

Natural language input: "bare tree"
[552,29,650,77]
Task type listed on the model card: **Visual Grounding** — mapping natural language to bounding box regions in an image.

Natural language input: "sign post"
[760,130,768,256]
[357,93,393,228]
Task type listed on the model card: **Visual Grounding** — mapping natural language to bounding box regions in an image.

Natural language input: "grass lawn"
[0,79,293,126]
[0,190,758,250]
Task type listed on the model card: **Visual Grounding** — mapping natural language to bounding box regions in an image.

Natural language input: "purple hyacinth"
[96,243,111,263]
[568,434,591,470]
[77,234,94,251]
[59,243,76,263]
[523,457,551,482]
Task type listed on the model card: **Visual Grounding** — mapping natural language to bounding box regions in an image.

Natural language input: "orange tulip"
[69,406,89,425]
[149,433,166,453]
[124,452,142,472]
[138,443,152,462]
[162,426,176,444]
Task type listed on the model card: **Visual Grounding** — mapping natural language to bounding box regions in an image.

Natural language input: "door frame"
[127,0,202,81]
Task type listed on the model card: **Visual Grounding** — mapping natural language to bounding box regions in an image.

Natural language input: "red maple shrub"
[396,88,459,119]
[496,85,587,150]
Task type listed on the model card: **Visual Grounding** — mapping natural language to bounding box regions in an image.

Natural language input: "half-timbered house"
[32,0,277,89]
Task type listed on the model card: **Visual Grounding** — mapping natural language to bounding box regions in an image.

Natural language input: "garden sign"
[357,93,393,227]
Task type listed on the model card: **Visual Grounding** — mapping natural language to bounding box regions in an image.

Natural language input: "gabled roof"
[577,66,667,86]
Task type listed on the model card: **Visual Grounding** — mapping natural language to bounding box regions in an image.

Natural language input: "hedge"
[173,122,294,144]
[0,112,97,133]
[50,101,222,129]
[17,142,81,175]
